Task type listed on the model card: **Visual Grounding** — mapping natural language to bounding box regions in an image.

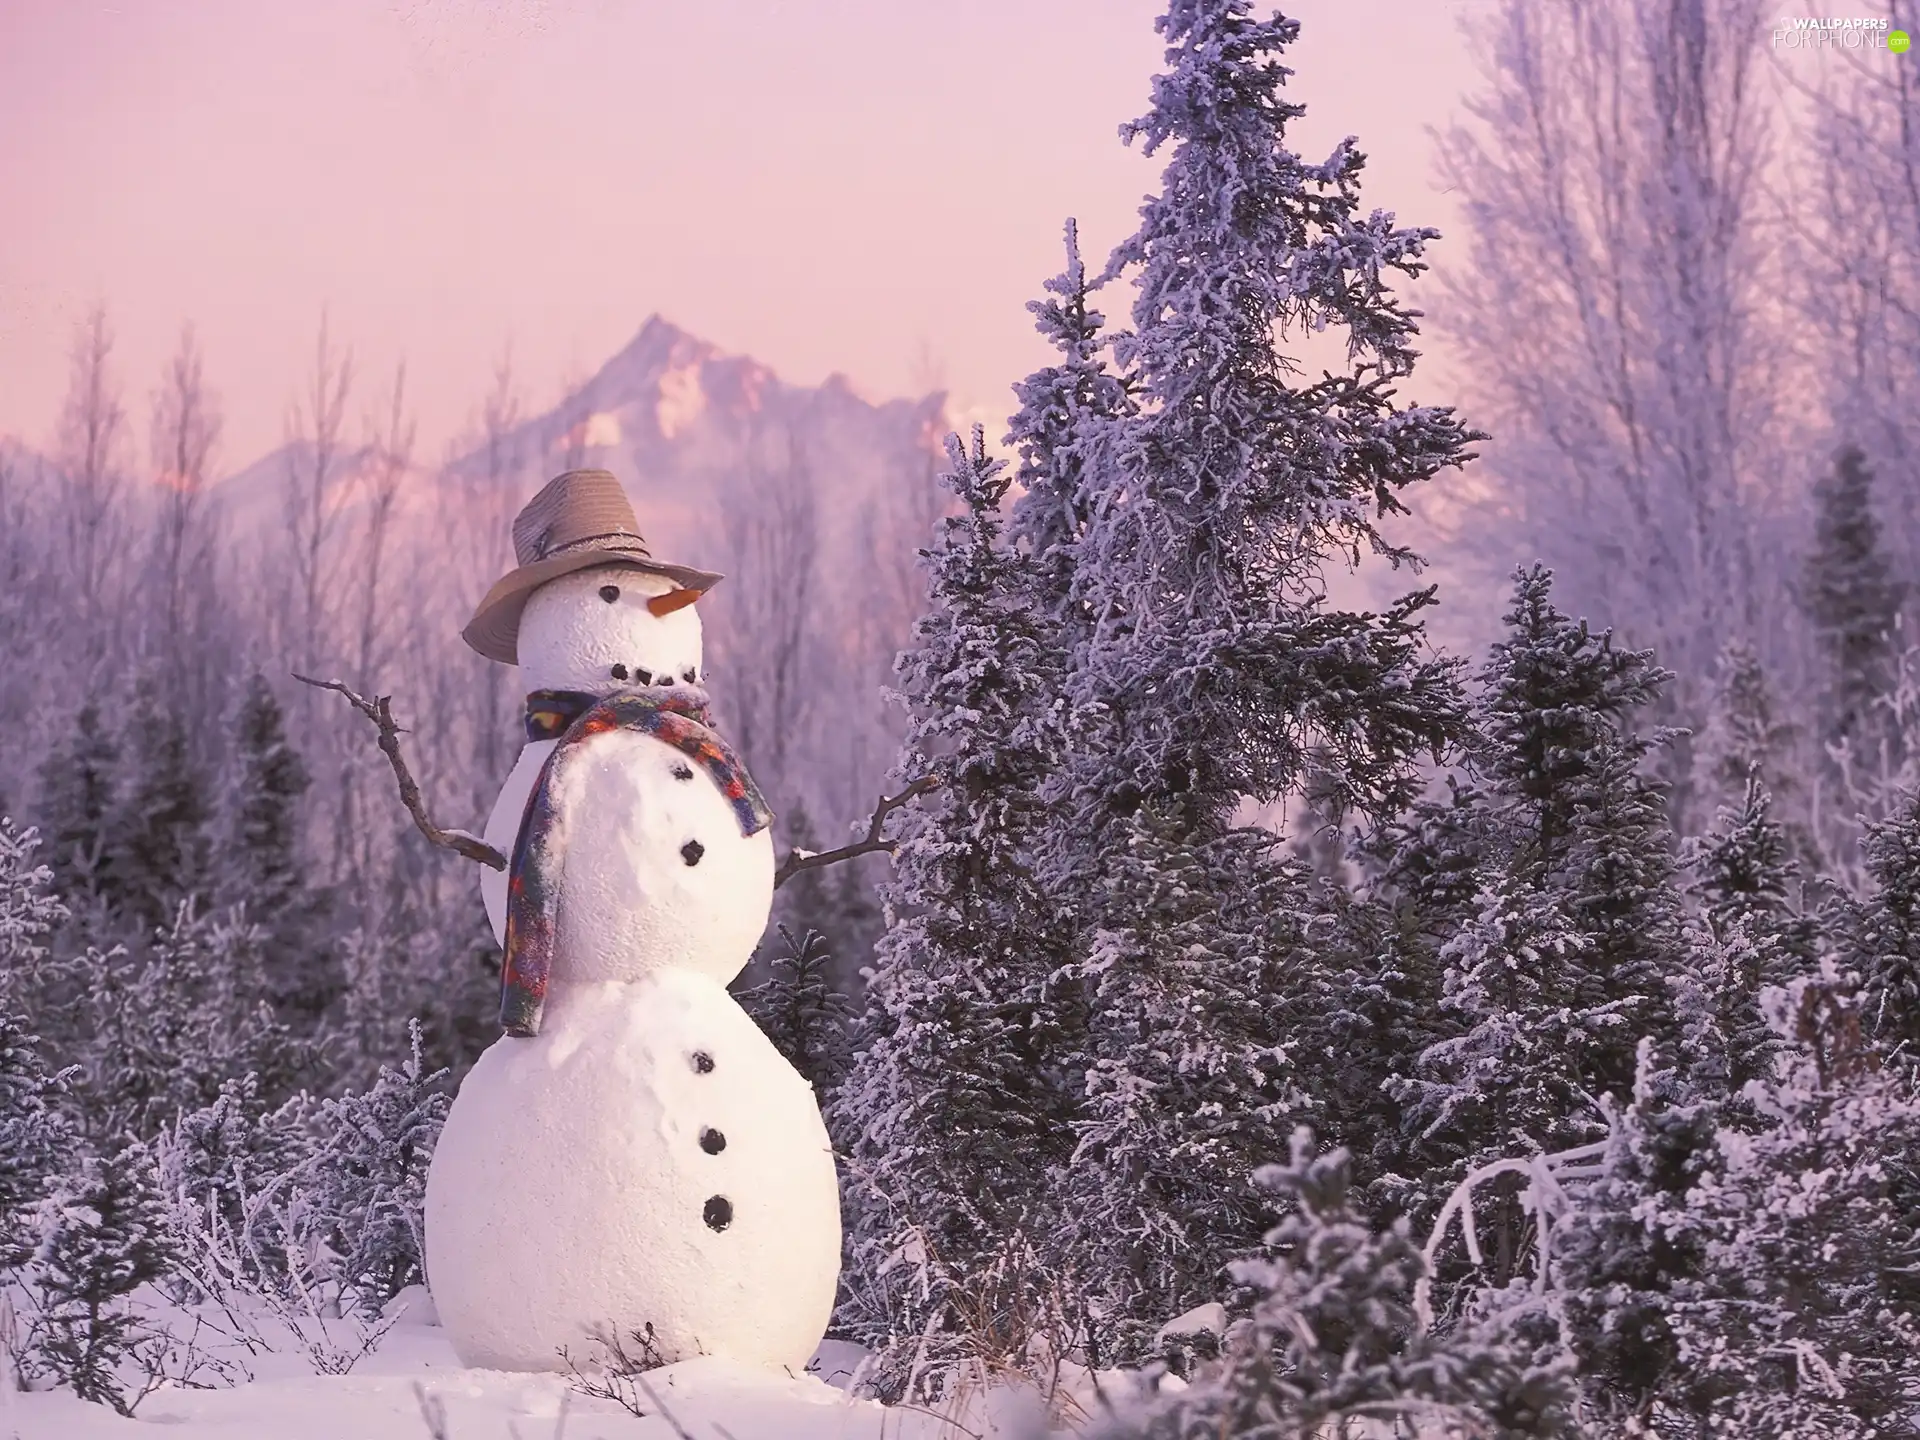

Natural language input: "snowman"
[424,468,842,1376]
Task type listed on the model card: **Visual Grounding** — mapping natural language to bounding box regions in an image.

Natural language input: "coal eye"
[599,584,621,603]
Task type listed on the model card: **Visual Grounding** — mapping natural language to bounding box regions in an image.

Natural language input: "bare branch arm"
[774,776,938,890]
[293,673,508,871]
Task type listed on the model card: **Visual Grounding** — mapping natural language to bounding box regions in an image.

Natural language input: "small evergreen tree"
[1665,968,1920,1433]
[26,1142,177,1415]
[1535,1044,1722,1430]
[1064,807,1309,1349]
[112,681,210,936]
[216,673,335,1021]
[1390,876,1617,1285]
[830,429,1078,1391]
[1677,777,1820,1097]
[736,925,855,1101]
[31,704,121,908]
[217,674,310,913]
[1389,568,1685,1275]
[151,1071,312,1236]
[1109,1131,1573,1440]
[0,816,70,979]
[1695,639,1798,809]
[1852,785,1920,1056]
[1804,445,1907,753]
[78,901,305,1141]
[0,1010,75,1269]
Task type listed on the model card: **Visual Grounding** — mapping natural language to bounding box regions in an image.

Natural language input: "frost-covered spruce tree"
[216,672,332,1021]
[1389,876,1615,1286]
[1055,0,1472,1350]
[216,673,310,915]
[26,1141,177,1415]
[1067,803,1309,1347]
[1852,786,1920,1056]
[1471,566,1682,1088]
[1064,1,1470,834]
[151,1071,312,1236]
[829,429,1077,1387]
[1003,218,1129,630]
[1107,1131,1572,1440]
[112,680,210,936]
[1695,639,1799,814]
[1663,967,1920,1433]
[1386,568,1686,1288]
[1677,776,1820,1098]
[0,822,81,1263]
[1345,776,1491,1207]
[736,925,855,1101]
[1526,1042,1722,1431]
[31,703,121,910]
[0,817,69,980]
[1804,446,1907,754]
[310,1019,447,1313]
[0,1010,75,1270]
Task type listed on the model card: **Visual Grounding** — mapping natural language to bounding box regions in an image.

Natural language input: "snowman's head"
[515,564,705,695]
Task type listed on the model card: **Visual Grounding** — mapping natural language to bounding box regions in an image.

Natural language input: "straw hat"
[462,469,723,665]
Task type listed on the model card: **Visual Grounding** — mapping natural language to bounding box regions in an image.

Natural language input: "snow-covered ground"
[1,1301,999,1440]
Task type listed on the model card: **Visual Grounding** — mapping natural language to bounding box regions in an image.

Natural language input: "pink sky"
[0,0,1480,472]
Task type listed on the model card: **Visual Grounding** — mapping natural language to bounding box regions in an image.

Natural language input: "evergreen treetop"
[218,672,311,917]
[1065,0,1473,833]
[113,681,210,936]
[32,703,121,908]
[1005,218,1129,619]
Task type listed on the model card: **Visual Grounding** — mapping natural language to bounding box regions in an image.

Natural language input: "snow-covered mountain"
[453,315,949,577]
[205,316,948,578]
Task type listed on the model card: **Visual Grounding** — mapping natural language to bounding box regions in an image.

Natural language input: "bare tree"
[461,347,526,800]
[55,304,131,643]
[710,422,822,790]
[147,325,224,666]
[283,312,356,670]
[329,363,417,888]
[355,362,416,687]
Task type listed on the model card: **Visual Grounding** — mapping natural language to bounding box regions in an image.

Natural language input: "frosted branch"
[1413,1140,1607,1335]
[774,776,939,890]
[293,674,508,871]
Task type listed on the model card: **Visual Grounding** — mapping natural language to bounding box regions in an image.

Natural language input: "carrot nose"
[647,588,702,617]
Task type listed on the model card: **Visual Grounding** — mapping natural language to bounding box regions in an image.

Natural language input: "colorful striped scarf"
[501,687,774,1037]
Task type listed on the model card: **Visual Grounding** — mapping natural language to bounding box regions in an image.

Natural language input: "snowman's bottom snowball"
[424,971,842,1375]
